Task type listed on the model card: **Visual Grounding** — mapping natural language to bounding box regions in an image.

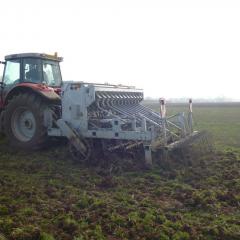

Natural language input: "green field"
[0,103,239,240]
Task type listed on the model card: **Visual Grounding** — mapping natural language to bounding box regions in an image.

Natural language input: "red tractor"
[0,53,62,149]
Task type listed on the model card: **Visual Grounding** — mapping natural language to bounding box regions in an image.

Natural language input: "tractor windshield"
[42,60,62,87]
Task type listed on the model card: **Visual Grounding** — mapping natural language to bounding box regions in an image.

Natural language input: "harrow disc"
[98,139,146,173]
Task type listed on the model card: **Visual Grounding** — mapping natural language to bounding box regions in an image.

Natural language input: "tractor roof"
[5,53,63,62]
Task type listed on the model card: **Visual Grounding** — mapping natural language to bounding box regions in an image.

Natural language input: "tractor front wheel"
[4,93,49,149]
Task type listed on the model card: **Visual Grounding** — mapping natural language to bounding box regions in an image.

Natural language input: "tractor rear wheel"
[4,93,49,149]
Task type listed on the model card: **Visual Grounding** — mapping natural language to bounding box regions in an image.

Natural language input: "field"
[0,102,240,240]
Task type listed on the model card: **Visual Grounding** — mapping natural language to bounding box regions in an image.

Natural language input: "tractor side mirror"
[0,61,5,87]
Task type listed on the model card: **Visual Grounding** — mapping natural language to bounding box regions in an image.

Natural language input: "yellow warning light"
[40,53,63,61]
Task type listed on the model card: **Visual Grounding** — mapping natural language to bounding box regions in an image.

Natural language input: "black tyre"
[0,110,5,134]
[4,93,49,149]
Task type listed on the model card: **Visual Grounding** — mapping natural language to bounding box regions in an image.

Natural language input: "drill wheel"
[68,139,92,164]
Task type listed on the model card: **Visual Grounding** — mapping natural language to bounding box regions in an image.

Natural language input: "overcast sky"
[1,0,240,99]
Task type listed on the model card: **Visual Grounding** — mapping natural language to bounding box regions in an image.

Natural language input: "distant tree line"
[144,97,237,103]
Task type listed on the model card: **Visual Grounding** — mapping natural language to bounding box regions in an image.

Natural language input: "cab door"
[0,61,5,108]
[0,59,21,107]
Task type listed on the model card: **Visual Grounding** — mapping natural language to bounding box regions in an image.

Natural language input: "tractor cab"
[0,53,63,109]
[1,53,62,88]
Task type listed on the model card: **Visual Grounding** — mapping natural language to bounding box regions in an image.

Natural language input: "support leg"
[144,145,152,168]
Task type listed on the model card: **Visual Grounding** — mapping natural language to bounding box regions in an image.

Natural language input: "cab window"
[23,58,42,83]
[3,59,20,85]
[43,60,62,87]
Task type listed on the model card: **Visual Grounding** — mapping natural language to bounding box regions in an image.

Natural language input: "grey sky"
[1,0,240,99]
